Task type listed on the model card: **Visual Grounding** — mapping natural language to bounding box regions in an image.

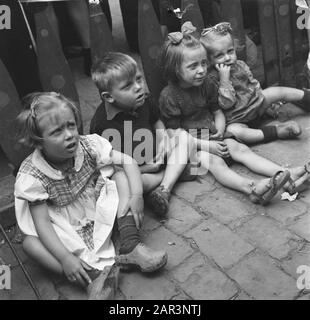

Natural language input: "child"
[14,92,167,299]
[159,25,310,203]
[200,22,310,144]
[90,52,194,216]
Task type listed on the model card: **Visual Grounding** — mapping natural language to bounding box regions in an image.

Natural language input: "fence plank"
[220,0,246,61]
[0,59,31,168]
[181,0,204,32]
[89,1,114,64]
[273,0,295,86]
[257,0,280,86]
[138,0,165,103]
[33,3,82,133]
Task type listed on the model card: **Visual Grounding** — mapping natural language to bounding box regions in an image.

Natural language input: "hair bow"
[201,22,232,37]
[167,21,197,45]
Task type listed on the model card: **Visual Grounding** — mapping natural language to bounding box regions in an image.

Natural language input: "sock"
[83,48,92,76]
[298,89,310,111]
[117,215,140,254]
[261,126,278,143]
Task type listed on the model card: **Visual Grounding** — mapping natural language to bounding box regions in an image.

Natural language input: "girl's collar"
[32,141,84,179]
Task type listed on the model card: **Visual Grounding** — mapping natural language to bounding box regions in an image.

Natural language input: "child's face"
[178,46,207,88]
[37,105,79,163]
[207,34,237,66]
[108,70,146,110]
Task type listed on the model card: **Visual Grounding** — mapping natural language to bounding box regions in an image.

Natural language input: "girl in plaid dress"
[14,92,167,299]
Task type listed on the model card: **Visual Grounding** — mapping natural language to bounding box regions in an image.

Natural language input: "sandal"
[284,162,310,195]
[249,170,291,205]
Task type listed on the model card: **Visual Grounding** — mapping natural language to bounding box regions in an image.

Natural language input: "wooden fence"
[0,0,309,170]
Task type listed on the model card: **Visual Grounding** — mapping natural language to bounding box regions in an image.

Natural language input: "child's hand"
[209,141,230,158]
[210,131,224,140]
[215,63,231,82]
[61,253,92,286]
[129,194,144,229]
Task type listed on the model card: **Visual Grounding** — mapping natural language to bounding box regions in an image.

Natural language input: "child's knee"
[226,124,245,136]
[112,169,126,182]
[173,129,194,149]
[22,236,39,255]
[228,140,250,156]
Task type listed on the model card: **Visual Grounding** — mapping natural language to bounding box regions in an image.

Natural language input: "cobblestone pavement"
[1,1,310,301]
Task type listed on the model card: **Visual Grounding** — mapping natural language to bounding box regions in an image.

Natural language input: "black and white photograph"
[0,0,310,304]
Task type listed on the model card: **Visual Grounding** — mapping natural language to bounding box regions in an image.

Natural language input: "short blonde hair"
[91,52,138,94]
[17,92,81,148]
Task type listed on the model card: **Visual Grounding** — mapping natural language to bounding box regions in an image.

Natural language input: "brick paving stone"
[0,243,28,268]
[289,213,310,241]
[8,264,59,300]
[237,216,300,259]
[141,226,194,270]
[297,293,310,300]
[281,243,310,279]
[163,197,203,234]
[228,254,299,299]
[185,219,254,269]
[172,252,237,300]
[142,210,161,233]
[173,179,216,203]
[197,189,257,226]
[266,201,307,225]
[119,272,180,300]
[234,291,254,300]
[56,281,87,300]
[299,187,310,205]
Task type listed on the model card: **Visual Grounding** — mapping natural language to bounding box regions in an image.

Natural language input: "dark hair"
[160,33,203,83]
[91,52,138,94]
[16,92,81,148]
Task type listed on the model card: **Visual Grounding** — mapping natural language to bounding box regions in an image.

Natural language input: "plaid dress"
[14,134,119,270]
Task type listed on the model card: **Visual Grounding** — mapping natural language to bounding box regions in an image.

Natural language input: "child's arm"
[210,109,226,140]
[30,203,92,285]
[215,63,237,110]
[111,150,144,229]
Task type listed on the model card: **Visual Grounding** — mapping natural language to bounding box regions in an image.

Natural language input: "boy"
[90,52,194,216]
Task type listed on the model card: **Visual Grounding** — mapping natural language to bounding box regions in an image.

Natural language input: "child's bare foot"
[249,170,291,205]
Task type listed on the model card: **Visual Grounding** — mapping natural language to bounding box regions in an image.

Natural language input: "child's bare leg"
[142,171,164,193]
[225,139,283,176]
[161,130,194,191]
[226,123,264,144]
[197,151,282,200]
[145,130,193,215]
[23,235,63,274]
[262,86,310,112]
[262,87,304,106]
